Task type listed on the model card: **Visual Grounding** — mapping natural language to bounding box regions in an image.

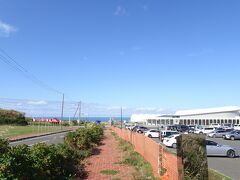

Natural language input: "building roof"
[175,106,240,116]
[130,114,161,122]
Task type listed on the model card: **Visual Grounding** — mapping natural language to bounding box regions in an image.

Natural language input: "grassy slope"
[0,125,70,139]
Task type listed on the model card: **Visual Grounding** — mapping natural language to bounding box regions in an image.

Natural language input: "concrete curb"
[9,129,73,143]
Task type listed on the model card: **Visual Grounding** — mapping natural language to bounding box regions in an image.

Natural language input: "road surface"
[9,131,67,147]
[152,136,240,180]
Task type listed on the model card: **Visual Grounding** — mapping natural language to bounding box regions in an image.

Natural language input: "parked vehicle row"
[125,124,240,141]
[162,135,238,158]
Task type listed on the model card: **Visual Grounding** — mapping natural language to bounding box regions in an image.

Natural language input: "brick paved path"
[85,129,136,180]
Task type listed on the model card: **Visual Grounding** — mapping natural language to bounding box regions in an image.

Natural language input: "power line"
[0,48,62,94]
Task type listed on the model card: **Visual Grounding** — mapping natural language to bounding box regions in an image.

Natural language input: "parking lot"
[152,136,240,179]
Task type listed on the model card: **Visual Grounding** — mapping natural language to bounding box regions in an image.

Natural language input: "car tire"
[172,143,177,149]
[231,136,235,141]
[148,134,152,138]
[199,132,203,134]
[213,134,216,138]
[227,150,235,158]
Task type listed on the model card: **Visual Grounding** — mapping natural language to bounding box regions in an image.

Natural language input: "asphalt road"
[207,138,240,180]
[152,136,240,180]
[9,131,67,147]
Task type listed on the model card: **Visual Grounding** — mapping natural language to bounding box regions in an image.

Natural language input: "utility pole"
[78,101,81,126]
[121,107,123,129]
[61,93,64,130]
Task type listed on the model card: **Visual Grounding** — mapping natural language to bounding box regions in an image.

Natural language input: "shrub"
[71,120,78,126]
[31,143,80,179]
[0,138,9,156]
[65,124,104,151]
[177,134,208,180]
[0,125,104,179]
[0,144,35,179]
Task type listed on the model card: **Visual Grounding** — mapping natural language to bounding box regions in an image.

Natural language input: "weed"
[111,132,157,180]
[100,169,119,175]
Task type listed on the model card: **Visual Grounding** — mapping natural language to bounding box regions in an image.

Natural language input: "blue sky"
[0,0,240,116]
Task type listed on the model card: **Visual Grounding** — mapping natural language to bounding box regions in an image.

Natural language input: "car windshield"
[168,134,178,138]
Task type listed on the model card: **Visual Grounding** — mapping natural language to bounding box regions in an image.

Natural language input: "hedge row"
[0,123,104,179]
[0,109,29,125]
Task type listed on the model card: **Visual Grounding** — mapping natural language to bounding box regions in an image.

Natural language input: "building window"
[206,120,209,125]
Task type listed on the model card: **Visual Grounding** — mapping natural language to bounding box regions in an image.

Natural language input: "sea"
[64,117,130,122]
[35,117,130,122]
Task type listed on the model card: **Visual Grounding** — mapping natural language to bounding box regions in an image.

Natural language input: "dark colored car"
[176,125,189,132]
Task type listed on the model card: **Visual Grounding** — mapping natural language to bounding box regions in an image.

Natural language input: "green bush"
[0,125,104,179]
[0,144,35,179]
[65,124,104,151]
[0,138,9,156]
[177,134,208,180]
[31,143,80,179]
[0,141,82,179]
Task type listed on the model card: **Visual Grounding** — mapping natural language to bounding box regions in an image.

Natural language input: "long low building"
[130,106,240,126]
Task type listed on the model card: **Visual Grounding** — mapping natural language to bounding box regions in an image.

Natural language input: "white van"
[210,123,221,128]
[194,127,215,134]
[234,124,240,130]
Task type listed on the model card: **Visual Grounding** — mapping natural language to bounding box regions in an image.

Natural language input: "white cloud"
[16,103,23,106]
[114,6,128,16]
[0,20,17,37]
[27,100,48,105]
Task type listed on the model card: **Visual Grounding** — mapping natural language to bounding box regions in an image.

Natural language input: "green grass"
[0,125,71,139]
[100,169,119,175]
[111,132,157,180]
[208,169,232,180]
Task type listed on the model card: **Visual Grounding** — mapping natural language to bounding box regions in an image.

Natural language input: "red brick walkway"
[85,129,136,180]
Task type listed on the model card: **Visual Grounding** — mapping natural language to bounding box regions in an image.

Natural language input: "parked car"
[161,130,179,139]
[224,130,240,140]
[176,125,189,132]
[206,140,237,158]
[132,126,148,133]
[234,124,240,130]
[145,129,160,138]
[222,123,234,129]
[166,125,178,131]
[188,127,195,133]
[209,123,221,128]
[194,127,215,134]
[208,129,232,138]
[162,134,180,148]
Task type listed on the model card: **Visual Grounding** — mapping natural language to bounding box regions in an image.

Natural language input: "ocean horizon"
[33,116,130,122]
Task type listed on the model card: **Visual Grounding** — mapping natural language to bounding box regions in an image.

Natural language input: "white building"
[130,106,240,126]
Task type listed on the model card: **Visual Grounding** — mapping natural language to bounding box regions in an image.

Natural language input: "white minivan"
[194,127,215,134]
[234,124,240,130]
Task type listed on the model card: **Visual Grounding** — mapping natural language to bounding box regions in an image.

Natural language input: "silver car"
[206,140,238,158]
[208,129,233,138]
[224,130,240,140]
